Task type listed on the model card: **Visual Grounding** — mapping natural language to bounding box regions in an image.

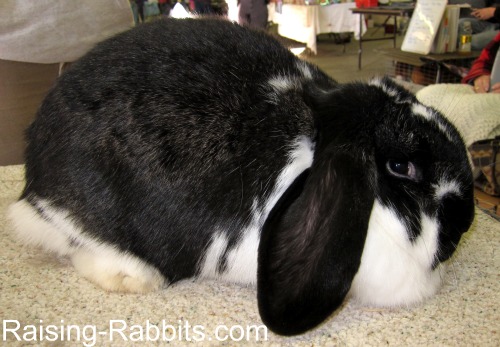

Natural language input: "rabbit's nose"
[434,191,475,265]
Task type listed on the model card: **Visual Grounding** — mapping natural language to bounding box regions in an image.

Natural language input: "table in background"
[273,3,366,54]
[351,6,414,69]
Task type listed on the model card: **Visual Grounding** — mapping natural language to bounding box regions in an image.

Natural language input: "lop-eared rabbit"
[8,18,474,335]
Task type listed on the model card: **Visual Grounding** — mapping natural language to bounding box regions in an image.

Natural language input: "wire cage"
[385,54,478,86]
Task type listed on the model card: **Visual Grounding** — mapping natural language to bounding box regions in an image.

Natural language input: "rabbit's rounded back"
[19,18,334,283]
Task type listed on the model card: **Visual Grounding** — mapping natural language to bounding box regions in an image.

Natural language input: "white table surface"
[273,3,367,54]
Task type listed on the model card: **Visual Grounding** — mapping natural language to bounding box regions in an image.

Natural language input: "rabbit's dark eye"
[387,160,418,180]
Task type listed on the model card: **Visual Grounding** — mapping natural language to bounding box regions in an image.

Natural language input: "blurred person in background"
[238,0,268,29]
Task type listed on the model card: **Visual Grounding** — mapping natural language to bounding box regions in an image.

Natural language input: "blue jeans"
[459,18,500,50]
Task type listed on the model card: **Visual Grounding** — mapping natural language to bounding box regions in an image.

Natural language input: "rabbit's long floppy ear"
[257,150,374,335]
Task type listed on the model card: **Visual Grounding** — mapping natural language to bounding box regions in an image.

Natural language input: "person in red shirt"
[462,31,500,93]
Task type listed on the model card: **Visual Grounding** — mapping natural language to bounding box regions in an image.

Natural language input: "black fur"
[259,79,474,334]
[18,18,474,336]
[23,18,330,282]
[258,151,374,335]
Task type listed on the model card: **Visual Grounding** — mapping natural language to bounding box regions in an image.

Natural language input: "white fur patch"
[219,217,260,284]
[268,76,297,93]
[370,78,455,144]
[198,136,315,285]
[266,75,297,105]
[198,232,229,280]
[7,199,76,256]
[297,61,313,80]
[268,62,313,93]
[350,200,443,307]
[412,103,433,120]
[412,103,454,142]
[433,180,461,200]
[369,78,400,99]
[261,136,315,222]
[7,199,165,293]
[198,203,261,285]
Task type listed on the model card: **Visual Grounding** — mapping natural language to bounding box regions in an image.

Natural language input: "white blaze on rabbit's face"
[198,137,315,284]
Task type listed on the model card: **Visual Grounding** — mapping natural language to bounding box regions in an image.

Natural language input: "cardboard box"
[0,60,58,165]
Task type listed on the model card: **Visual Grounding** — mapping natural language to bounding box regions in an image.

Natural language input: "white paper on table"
[401,0,447,55]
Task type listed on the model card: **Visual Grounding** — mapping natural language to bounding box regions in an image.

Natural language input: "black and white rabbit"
[8,18,475,335]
